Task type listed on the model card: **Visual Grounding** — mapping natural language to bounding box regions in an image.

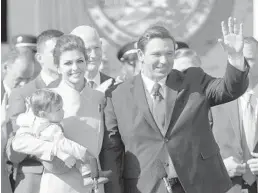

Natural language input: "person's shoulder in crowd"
[100,72,118,97]
[100,72,114,83]
[10,77,38,99]
[110,74,139,98]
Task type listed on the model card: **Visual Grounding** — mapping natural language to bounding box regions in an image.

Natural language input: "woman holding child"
[12,35,109,193]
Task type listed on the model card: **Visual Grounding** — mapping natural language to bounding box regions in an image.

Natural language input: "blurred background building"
[1,0,256,77]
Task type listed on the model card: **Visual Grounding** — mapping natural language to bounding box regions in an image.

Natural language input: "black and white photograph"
[1,0,258,192]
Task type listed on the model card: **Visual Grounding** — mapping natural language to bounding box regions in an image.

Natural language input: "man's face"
[243,42,257,69]
[243,41,258,79]
[138,38,175,81]
[38,38,58,74]
[85,38,102,73]
[6,57,34,89]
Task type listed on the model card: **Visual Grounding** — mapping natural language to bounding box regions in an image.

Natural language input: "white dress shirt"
[240,89,258,151]
[141,73,167,100]
[85,71,101,89]
[40,71,58,86]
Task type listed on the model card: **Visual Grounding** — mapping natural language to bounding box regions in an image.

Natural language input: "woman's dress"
[40,80,106,193]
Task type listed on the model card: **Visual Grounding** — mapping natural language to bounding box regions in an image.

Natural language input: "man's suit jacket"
[99,72,116,97]
[102,63,249,193]
[1,81,5,103]
[212,87,258,193]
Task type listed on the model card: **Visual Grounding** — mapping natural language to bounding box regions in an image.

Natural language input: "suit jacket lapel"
[253,86,258,150]
[164,70,184,136]
[164,87,178,133]
[35,75,46,89]
[132,74,160,134]
[100,72,113,84]
[48,76,62,88]
[227,100,242,143]
[35,75,61,89]
[1,81,5,103]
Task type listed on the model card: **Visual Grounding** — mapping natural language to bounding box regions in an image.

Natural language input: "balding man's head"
[3,48,35,89]
[71,26,100,44]
[71,26,102,75]
[173,48,201,72]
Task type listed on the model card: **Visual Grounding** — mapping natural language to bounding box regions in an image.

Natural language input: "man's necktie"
[88,81,95,89]
[152,83,166,134]
[242,93,257,185]
[243,93,257,152]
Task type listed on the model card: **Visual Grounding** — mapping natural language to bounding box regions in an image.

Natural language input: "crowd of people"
[1,16,258,193]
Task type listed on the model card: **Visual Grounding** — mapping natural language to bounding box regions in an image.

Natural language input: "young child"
[14,89,110,187]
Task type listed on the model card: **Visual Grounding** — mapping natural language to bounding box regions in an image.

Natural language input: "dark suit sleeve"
[202,61,249,106]
[100,96,124,193]
[7,88,27,132]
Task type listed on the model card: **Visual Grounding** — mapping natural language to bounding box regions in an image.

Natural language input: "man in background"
[71,26,115,94]
[11,35,41,78]
[6,29,63,193]
[212,36,258,193]
[116,41,141,81]
[2,48,35,101]
[1,47,35,191]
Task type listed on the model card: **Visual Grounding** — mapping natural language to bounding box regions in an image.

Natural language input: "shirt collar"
[141,72,167,95]
[85,71,101,87]
[240,88,258,106]
[3,80,12,97]
[40,71,58,86]
[34,116,50,124]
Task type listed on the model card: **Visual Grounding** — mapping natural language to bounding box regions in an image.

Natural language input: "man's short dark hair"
[137,26,176,52]
[37,29,64,52]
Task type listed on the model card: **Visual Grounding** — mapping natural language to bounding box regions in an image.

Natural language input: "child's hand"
[64,156,76,168]
[83,177,109,187]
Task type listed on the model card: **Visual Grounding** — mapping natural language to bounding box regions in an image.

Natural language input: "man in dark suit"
[1,47,35,191]
[6,29,63,193]
[102,17,249,193]
[212,36,258,193]
[70,26,115,96]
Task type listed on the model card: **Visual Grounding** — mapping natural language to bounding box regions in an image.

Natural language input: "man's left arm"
[203,17,249,106]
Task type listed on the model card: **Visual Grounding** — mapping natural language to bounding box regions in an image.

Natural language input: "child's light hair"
[29,89,63,117]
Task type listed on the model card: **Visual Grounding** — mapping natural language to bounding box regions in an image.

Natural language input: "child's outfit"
[15,111,92,182]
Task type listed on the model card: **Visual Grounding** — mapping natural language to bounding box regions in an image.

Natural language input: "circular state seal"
[86,0,235,55]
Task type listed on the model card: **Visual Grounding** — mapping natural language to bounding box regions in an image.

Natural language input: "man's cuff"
[228,55,246,71]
